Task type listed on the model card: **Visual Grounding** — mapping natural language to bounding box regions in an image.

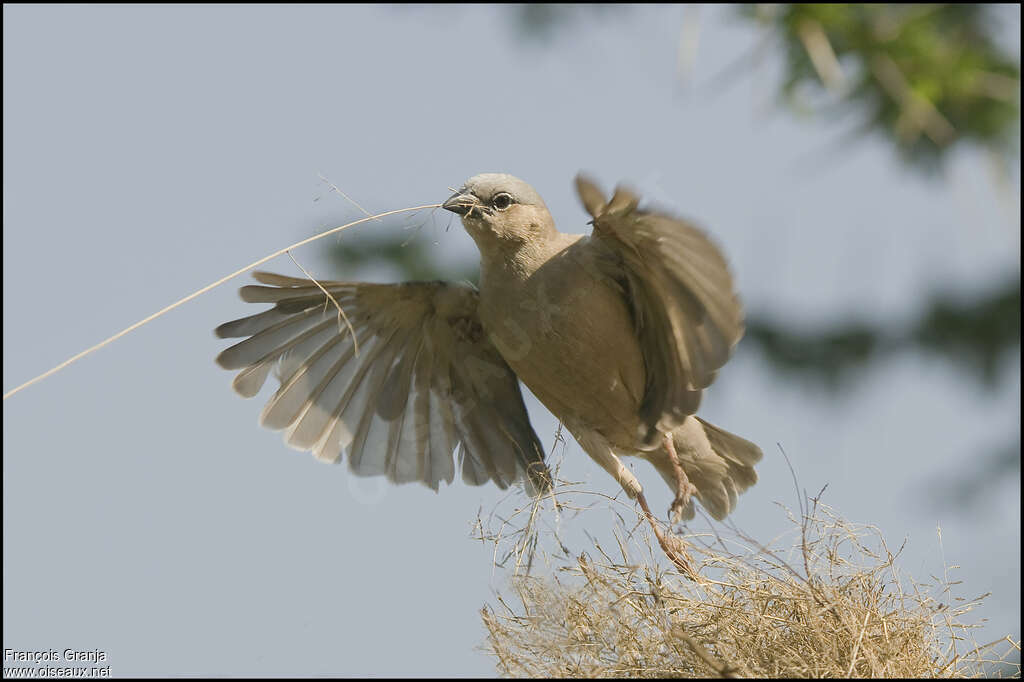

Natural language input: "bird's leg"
[665,432,698,525]
[637,491,698,580]
[580,435,698,578]
[585,441,644,499]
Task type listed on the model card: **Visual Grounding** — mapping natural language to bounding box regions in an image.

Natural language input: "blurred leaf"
[910,276,1022,387]
[928,437,1020,510]
[743,318,886,390]
[745,4,1020,172]
[508,4,624,42]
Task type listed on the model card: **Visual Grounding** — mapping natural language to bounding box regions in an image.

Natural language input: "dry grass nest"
[475,478,1020,678]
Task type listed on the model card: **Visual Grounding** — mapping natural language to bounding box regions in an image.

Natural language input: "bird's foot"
[664,433,697,525]
[637,491,700,581]
[669,480,698,525]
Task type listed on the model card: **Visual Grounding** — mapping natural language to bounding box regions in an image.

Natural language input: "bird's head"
[442,173,555,252]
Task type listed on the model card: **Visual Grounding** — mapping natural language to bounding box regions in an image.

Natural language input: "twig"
[636,491,700,582]
[870,53,955,146]
[3,203,440,400]
[672,624,741,678]
[797,18,845,92]
[317,172,377,220]
[284,250,360,357]
[675,4,702,88]
[846,610,872,677]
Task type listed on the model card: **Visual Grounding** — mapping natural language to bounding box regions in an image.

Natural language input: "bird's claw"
[668,481,697,525]
[658,531,699,580]
[638,490,701,581]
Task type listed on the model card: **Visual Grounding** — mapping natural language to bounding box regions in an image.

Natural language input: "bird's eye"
[492,193,513,211]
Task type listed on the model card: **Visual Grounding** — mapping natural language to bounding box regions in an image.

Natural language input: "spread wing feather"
[575,176,745,445]
[216,273,552,495]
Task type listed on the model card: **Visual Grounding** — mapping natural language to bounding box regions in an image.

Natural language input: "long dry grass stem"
[3,203,440,400]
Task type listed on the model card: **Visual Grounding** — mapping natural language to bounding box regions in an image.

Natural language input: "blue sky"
[4,5,1019,676]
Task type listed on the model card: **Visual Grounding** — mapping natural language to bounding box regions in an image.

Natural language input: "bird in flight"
[215,173,763,573]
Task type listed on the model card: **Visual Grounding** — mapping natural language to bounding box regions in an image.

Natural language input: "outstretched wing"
[576,176,745,445]
[215,272,551,495]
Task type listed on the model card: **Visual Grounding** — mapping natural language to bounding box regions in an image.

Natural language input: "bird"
[215,172,763,569]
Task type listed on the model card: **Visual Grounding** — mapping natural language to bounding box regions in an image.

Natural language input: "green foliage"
[503,4,1021,170]
[747,4,1020,171]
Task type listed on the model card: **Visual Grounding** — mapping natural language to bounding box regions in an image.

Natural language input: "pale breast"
[479,236,647,448]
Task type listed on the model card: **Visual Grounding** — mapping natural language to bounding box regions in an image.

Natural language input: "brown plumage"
[216,173,762,525]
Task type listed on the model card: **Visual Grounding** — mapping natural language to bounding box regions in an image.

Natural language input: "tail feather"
[644,417,762,521]
[695,416,762,490]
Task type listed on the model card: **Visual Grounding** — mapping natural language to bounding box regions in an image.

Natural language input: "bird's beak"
[442,190,477,216]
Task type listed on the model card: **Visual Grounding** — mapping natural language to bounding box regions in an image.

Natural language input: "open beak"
[442,190,477,216]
